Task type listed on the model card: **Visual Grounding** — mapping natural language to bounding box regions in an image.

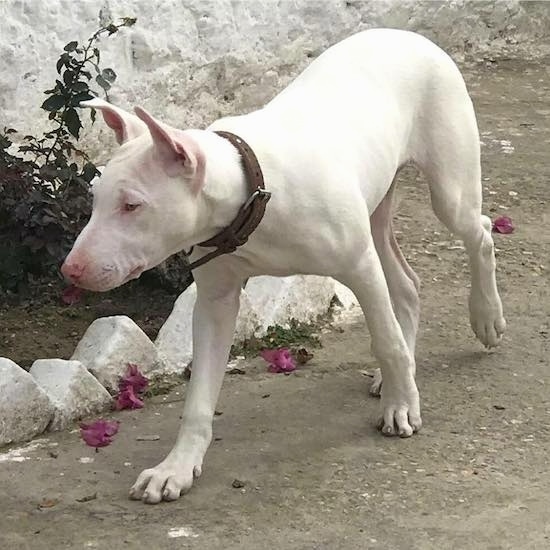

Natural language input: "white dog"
[62,29,505,504]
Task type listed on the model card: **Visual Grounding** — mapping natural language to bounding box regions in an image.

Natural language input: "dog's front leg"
[339,242,422,437]
[130,274,242,504]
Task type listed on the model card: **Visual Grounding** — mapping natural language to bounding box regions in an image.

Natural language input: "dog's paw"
[369,368,382,397]
[469,297,506,348]
[129,455,203,504]
[377,378,421,437]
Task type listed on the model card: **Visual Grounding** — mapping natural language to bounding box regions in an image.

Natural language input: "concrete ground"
[1,60,549,550]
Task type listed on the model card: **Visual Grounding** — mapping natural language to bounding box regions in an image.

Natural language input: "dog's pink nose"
[61,261,85,282]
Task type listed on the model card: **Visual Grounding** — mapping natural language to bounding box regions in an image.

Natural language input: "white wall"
[1,0,549,159]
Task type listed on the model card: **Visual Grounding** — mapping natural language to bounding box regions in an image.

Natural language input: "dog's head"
[61,99,206,291]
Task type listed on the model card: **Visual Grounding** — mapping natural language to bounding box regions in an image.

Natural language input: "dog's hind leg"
[369,183,421,396]
[415,96,505,348]
[337,232,422,436]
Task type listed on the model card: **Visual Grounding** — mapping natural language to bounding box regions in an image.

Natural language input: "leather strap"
[186,131,271,272]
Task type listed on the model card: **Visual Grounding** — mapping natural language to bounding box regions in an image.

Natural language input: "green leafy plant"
[0,17,136,293]
[231,319,322,359]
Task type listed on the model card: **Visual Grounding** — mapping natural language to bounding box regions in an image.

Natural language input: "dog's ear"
[80,98,148,145]
[134,106,205,188]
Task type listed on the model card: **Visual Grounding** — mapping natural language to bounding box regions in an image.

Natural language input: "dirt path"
[1,60,549,550]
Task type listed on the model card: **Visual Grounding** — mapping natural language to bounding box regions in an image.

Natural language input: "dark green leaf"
[70,91,94,106]
[93,47,100,62]
[95,74,111,91]
[81,162,99,183]
[122,17,137,26]
[90,109,97,124]
[63,69,74,85]
[101,68,117,83]
[81,70,92,80]
[41,94,66,112]
[55,80,66,94]
[64,41,78,52]
[72,81,89,93]
[56,53,70,74]
[106,24,118,35]
[63,108,82,139]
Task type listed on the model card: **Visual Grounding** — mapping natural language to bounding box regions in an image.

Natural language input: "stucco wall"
[1,0,549,157]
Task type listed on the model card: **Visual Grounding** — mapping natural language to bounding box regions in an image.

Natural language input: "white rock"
[155,284,259,373]
[237,291,260,340]
[155,285,196,373]
[71,316,164,390]
[332,281,362,324]
[30,359,113,431]
[244,275,336,336]
[0,358,54,446]
[333,281,359,310]
[156,276,340,369]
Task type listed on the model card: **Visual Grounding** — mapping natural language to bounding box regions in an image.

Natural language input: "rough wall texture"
[1,0,549,157]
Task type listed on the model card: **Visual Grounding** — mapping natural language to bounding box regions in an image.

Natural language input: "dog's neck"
[186,129,250,248]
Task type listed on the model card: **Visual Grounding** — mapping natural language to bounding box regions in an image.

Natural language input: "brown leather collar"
[186,130,271,272]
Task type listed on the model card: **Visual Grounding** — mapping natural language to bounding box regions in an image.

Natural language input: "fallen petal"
[261,348,297,373]
[61,285,83,305]
[80,419,119,448]
[260,349,280,364]
[119,363,149,393]
[492,215,515,234]
[115,385,144,410]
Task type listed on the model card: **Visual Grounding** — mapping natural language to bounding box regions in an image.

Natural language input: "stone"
[71,316,165,391]
[29,359,113,431]
[333,281,359,310]
[0,358,54,446]
[156,276,340,370]
[155,284,259,373]
[244,275,336,335]
[156,275,341,369]
[155,285,196,373]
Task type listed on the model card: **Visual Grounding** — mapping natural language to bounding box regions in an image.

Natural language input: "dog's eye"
[124,203,140,212]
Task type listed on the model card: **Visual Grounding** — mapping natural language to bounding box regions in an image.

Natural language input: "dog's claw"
[378,379,421,437]
[129,457,202,504]
[369,368,383,397]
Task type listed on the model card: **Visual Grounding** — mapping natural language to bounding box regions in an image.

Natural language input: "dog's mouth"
[72,264,145,292]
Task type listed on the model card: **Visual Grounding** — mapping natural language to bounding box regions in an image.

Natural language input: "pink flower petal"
[61,285,83,305]
[80,419,119,448]
[119,363,149,393]
[115,385,144,410]
[260,349,280,364]
[492,215,515,234]
[261,348,297,374]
